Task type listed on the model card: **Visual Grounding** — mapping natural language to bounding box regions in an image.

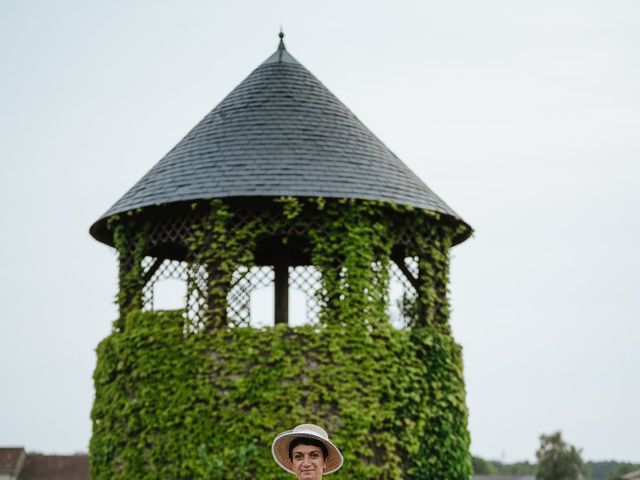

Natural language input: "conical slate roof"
[91,34,470,243]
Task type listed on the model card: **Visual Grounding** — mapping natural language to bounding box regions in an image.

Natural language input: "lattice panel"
[289,265,322,325]
[396,231,417,248]
[389,257,419,329]
[142,257,190,310]
[403,256,419,279]
[138,254,420,328]
[147,212,197,248]
[126,205,430,330]
[227,266,274,327]
[184,263,208,331]
[140,256,210,331]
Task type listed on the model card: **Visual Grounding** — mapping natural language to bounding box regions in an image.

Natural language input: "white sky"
[1,0,638,463]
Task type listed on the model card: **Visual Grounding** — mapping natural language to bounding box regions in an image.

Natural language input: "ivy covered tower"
[90,33,473,480]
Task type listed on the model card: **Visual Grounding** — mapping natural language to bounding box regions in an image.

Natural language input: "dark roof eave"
[89,195,473,248]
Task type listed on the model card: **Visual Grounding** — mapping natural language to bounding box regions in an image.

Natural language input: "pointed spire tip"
[277,27,286,61]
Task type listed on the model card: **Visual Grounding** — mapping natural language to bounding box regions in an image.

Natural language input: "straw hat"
[271,424,344,475]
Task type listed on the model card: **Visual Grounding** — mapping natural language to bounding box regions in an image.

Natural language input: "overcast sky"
[1,0,638,463]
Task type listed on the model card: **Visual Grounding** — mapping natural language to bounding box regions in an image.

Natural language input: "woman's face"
[291,444,327,480]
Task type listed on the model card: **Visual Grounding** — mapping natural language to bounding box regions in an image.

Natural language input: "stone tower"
[89,33,473,480]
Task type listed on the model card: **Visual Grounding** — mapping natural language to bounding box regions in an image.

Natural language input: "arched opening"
[142,257,189,312]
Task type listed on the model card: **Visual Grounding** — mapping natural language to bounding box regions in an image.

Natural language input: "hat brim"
[272,431,343,475]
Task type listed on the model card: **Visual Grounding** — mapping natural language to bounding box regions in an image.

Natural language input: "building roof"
[623,469,640,480]
[90,33,471,245]
[18,454,89,480]
[0,447,25,472]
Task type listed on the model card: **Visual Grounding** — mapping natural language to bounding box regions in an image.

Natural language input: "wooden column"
[274,245,289,325]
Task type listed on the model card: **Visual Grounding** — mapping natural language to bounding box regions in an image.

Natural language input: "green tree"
[587,461,622,479]
[609,463,640,480]
[502,460,537,475]
[535,431,586,480]
[472,456,497,474]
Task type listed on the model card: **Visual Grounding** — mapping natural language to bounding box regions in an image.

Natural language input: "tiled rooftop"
[0,449,88,479]
[92,33,468,241]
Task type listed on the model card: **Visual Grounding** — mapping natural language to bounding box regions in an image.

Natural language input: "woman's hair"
[288,437,329,460]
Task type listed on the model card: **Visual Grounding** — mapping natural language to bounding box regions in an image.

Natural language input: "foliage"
[110,214,147,332]
[586,461,628,479]
[306,198,394,327]
[110,198,463,333]
[472,456,498,474]
[472,457,640,479]
[91,310,470,479]
[93,198,472,479]
[536,431,586,480]
[607,463,640,480]
[186,199,263,330]
[502,460,537,475]
[472,456,536,475]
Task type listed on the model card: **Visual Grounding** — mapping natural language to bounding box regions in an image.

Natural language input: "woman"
[272,424,343,478]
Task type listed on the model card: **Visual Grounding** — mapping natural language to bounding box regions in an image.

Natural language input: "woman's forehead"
[291,444,323,453]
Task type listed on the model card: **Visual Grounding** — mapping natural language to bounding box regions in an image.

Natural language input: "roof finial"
[277,27,286,61]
